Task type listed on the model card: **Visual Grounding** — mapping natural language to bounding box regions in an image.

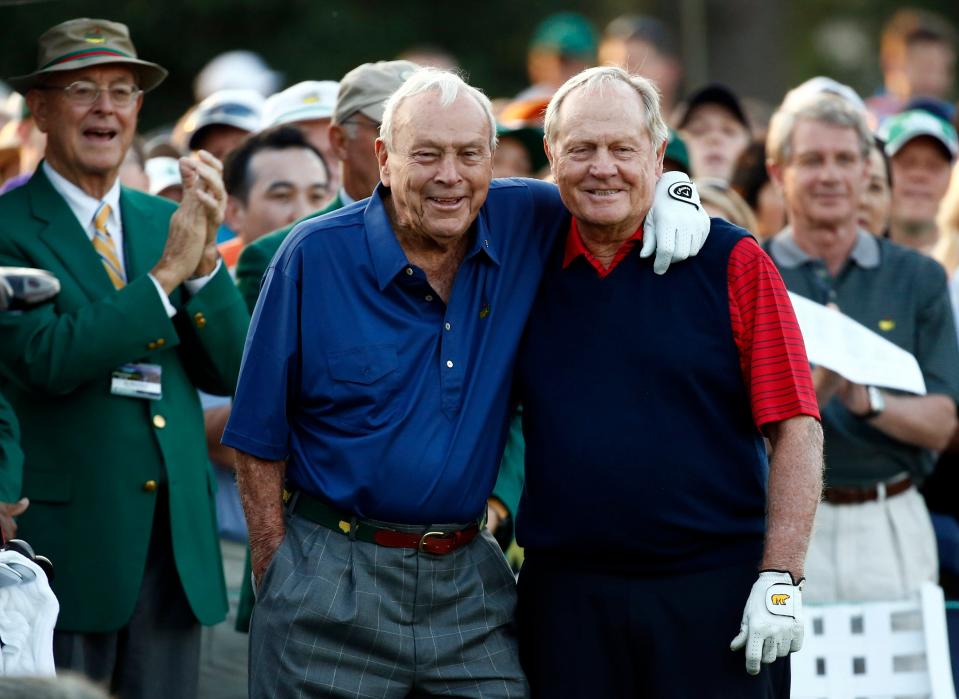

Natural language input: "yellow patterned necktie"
[92,202,125,289]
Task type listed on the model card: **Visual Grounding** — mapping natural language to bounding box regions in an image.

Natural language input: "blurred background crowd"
[2,0,959,697]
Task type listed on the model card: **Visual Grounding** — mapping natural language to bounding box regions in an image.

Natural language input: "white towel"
[0,550,59,676]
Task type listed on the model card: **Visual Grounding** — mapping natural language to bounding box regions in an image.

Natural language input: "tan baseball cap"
[333,60,419,125]
[8,18,168,94]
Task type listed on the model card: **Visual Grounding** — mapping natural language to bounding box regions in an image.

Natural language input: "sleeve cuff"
[148,273,178,318]
[184,259,223,295]
[148,260,224,318]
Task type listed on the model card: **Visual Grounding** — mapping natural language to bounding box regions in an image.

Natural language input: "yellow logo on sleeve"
[879,319,895,331]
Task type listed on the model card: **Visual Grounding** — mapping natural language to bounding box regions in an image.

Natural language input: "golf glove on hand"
[641,171,709,274]
[730,570,804,675]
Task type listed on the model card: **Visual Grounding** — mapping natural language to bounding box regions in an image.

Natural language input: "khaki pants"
[804,486,938,602]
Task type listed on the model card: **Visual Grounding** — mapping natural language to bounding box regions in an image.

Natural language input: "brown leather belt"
[283,489,480,555]
[822,475,912,505]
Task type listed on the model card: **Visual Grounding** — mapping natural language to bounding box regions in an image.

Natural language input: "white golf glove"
[641,171,710,274]
[730,570,804,676]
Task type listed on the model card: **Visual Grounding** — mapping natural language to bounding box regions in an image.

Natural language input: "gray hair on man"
[379,67,498,152]
[544,66,670,151]
[766,92,872,167]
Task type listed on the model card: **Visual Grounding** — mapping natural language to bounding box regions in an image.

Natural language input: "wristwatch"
[862,385,885,419]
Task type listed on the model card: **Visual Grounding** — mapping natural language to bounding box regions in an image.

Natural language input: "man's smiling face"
[547,79,664,240]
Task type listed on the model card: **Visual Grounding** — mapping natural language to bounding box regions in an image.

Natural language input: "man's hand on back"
[641,172,709,274]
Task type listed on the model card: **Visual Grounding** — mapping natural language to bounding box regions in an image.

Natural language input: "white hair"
[379,67,497,152]
[544,66,669,150]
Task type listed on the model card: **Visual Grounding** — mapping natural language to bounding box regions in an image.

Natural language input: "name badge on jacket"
[111,363,162,400]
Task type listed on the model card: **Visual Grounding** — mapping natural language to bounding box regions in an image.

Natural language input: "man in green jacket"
[0,19,249,698]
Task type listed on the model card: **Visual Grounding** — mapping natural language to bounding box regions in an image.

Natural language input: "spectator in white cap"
[145,156,183,201]
[261,80,339,194]
[193,50,281,101]
[180,88,264,162]
[880,108,959,255]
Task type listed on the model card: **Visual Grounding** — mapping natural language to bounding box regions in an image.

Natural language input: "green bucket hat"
[8,18,168,94]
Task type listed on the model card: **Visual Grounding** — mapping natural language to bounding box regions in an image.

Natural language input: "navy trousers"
[517,556,790,699]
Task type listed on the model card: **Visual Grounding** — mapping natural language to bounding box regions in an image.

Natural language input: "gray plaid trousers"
[249,512,528,698]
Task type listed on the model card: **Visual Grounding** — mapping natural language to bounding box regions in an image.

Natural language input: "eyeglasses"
[38,80,142,107]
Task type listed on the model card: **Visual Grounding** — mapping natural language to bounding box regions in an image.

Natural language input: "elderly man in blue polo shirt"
[223,67,708,698]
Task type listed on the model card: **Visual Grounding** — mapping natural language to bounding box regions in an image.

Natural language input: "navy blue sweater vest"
[515,219,767,574]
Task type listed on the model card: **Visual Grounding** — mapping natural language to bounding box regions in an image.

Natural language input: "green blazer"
[0,169,250,633]
[235,193,343,313]
[0,390,23,503]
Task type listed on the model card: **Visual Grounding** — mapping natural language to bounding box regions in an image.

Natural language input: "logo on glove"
[667,182,700,210]
[770,593,790,605]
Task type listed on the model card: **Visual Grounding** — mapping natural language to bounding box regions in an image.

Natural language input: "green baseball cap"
[8,18,167,94]
[529,12,598,59]
[879,109,958,161]
[664,129,690,173]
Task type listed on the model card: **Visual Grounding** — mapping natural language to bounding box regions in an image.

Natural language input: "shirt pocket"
[325,343,400,432]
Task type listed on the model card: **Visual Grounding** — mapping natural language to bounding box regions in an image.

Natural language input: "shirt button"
[193,312,206,328]
[484,240,489,247]
[153,414,166,429]
[406,267,414,276]
[142,480,158,493]
[147,341,157,350]
[444,322,451,331]
[156,338,166,347]
[446,360,454,368]
[425,294,433,302]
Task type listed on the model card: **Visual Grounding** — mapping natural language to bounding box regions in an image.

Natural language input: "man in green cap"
[880,108,958,254]
[0,17,249,698]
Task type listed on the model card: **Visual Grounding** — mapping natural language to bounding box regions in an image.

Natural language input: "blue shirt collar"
[364,184,500,292]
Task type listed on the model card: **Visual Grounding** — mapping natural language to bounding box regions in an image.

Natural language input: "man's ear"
[329,124,349,162]
[655,140,667,178]
[544,136,557,180]
[25,91,49,134]
[374,138,390,187]
[767,158,784,188]
[224,195,245,233]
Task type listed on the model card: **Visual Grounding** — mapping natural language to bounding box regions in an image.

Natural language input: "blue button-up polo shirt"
[223,179,568,523]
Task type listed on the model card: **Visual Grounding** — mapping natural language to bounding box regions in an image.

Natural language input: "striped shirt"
[563,220,820,429]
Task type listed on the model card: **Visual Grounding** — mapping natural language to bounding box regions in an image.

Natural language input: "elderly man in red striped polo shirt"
[512,66,824,698]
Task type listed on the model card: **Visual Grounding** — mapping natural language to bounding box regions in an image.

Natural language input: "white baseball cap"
[183,89,264,150]
[145,157,182,196]
[262,81,339,128]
